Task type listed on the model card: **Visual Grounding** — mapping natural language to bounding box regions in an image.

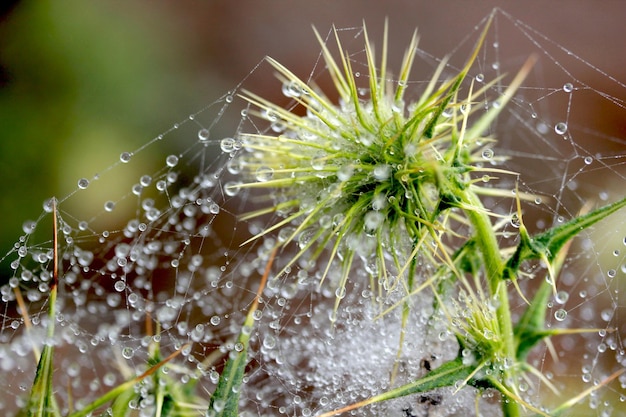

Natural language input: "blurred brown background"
[1,0,625,268]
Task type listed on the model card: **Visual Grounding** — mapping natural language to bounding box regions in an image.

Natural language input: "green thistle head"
[229,19,521,305]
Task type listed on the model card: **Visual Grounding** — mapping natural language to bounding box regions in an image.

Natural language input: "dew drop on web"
[121,347,134,359]
[554,122,568,135]
[22,220,36,234]
[482,148,494,160]
[140,175,152,187]
[198,128,210,142]
[114,280,126,292]
[554,309,567,321]
[555,291,569,305]
[220,137,236,153]
[166,154,179,167]
[77,178,90,189]
[119,152,132,163]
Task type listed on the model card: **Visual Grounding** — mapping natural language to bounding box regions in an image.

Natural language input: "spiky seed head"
[229,20,519,309]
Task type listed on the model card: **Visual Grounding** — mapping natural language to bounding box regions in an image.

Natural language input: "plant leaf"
[514,280,553,361]
[505,196,626,278]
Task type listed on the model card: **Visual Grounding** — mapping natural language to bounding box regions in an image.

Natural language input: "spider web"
[1,8,626,417]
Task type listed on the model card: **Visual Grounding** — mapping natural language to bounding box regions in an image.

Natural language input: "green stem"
[390,243,419,384]
[461,190,519,417]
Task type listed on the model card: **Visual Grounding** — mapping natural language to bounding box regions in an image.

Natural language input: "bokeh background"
[1,1,625,271]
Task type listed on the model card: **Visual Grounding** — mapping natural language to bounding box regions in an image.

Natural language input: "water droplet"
[482,148,494,160]
[255,166,274,182]
[363,211,384,236]
[166,155,179,167]
[373,164,391,181]
[220,137,236,153]
[122,347,134,359]
[106,293,120,308]
[371,193,387,211]
[536,122,549,134]
[114,280,126,292]
[22,220,36,234]
[263,335,276,349]
[335,287,346,299]
[210,315,221,326]
[212,399,226,412]
[311,153,326,170]
[282,80,302,98]
[554,122,568,135]
[555,290,569,305]
[104,201,115,212]
[510,213,521,228]
[475,73,484,82]
[337,164,354,181]
[120,152,132,163]
[601,309,613,321]
[78,178,90,189]
[584,156,593,165]
[132,184,143,196]
[224,181,241,197]
[263,109,278,122]
[554,309,567,321]
[197,128,210,142]
[140,175,152,187]
[563,83,573,93]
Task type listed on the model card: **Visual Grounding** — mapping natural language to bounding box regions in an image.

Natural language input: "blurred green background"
[1,0,625,273]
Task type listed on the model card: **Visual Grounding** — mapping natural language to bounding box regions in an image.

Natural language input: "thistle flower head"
[229,19,519,303]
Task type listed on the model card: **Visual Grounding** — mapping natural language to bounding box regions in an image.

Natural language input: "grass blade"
[207,249,276,417]
[27,199,60,417]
